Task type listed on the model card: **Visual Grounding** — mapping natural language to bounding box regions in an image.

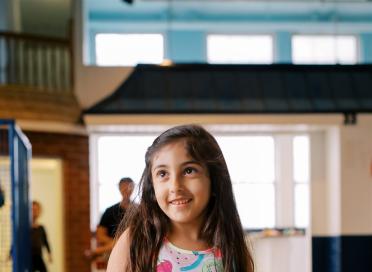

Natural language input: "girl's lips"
[169,199,192,205]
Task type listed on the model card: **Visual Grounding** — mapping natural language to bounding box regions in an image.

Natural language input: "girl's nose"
[169,175,183,193]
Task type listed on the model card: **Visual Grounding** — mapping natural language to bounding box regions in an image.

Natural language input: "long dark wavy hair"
[117,124,254,272]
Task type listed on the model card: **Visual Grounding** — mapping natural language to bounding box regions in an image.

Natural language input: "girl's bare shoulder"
[107,229,131,272]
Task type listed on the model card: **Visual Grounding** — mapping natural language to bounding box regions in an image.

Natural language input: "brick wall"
[25,131,90,272]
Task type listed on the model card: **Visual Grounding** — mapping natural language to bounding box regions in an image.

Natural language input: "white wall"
[310,128,342,236]
[75,65,132,109]
[252,236,308,272]
[340,116,372,234]
[309,116,372,237]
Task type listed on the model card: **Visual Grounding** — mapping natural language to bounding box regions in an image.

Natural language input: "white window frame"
[275,135,295,228]
[293,135,310,228]
[274,134,310,229]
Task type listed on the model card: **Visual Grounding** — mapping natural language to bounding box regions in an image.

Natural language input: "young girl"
[107,124,254,272]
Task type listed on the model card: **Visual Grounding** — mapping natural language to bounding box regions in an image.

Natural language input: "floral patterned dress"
[157,239,223,272]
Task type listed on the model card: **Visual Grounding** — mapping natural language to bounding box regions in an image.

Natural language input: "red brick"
[25,131,90,272]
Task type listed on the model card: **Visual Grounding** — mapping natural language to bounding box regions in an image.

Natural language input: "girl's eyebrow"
[152,164,167,171]
[181,160,201,166]
[152,160,201,171]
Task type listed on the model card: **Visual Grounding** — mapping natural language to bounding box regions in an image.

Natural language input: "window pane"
[96,34,164,66]
[293,136,309,183]
[215,136,275,183]
[98,183,121,215]
[216,136,275,229]
[295,184,309,228]
[292,35,357,64]
[233,184,275,229]
[207,35,273,64]
[97,136,155,211]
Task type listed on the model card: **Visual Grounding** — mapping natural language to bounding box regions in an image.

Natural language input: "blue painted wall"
[360,33,372,63]
[341,236,372,272]
[275,32,292,63]
[312,235,372,272]
[166,30,206,63]
[312,236,342,272]
[86,1,372,65]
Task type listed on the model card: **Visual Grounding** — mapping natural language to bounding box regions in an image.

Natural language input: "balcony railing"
[0,31,73,94]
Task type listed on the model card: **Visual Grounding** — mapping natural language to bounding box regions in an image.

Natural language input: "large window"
[207,35,273,64]
[91,131,310,230]
[95,33,164,66]
[91,135,156,227]
[216,136,276,229]
[292,35,357,64]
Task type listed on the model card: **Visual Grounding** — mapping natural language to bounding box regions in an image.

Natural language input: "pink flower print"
[157,260,173,272]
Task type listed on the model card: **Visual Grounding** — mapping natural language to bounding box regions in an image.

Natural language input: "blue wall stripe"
[312,236,341,272]
[312,235,372,272]
[89,8,372,24]
[341,235,372,272]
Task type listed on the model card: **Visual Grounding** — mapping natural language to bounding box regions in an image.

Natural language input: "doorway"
[30,158,64,272]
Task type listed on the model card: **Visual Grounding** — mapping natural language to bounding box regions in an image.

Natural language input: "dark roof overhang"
[84,64,372,122]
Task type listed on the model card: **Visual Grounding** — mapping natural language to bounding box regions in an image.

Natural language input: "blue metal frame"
[0,119,31,272]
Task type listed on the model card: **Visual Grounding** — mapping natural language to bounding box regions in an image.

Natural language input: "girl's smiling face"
[151,139,211,228]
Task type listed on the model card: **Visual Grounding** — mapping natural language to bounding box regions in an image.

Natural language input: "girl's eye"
[184,167,197,175]
[156,170,167,178]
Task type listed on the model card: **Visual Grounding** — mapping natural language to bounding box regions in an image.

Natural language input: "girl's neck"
[167,222,210,251]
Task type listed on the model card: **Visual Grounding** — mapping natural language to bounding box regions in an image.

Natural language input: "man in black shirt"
[93,177,134,257]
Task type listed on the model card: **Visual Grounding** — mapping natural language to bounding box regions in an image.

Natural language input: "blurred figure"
[86,177,134,261]
[31,200,52,272]
[0,184,4,208]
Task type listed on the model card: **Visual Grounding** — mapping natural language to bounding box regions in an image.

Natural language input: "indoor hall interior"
[0,0,372,272]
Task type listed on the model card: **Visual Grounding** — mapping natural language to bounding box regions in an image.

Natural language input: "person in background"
[88,177,135,260]
[0,184,4,208]
[31,200,52,272]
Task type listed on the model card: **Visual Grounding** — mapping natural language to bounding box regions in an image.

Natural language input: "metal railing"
[0,31,73,94]
[0,120,32,272]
